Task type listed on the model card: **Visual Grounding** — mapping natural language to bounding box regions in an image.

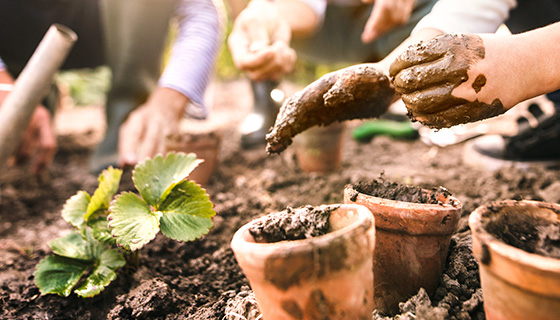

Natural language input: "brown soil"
[348,174,453,204]
[248,205,334,243]
[1,79,560,319]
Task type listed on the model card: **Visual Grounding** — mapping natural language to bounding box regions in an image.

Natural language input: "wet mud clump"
[484,205,560,259]
[348,174,453,204]
[248,205,336,243]
[266,64,394,153]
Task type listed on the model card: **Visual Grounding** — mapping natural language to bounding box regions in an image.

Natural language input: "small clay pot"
[165,131,221,186]
[293,122,345,173]
[343,185,462,315]
[469,200,560,320]
[230,204,375,320]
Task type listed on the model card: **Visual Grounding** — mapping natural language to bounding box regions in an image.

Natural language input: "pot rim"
[343,185,462,235]
[469,200,560,296]
[230,204,373,259]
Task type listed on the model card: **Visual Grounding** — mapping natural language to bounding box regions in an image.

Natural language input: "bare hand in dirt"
[361,0,416,43]
[118,88,186,167]
[227,0,296,81]
[266,64,395,153]
[11,105,57,176]
[389,34,509,128]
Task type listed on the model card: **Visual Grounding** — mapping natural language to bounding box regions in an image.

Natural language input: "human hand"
[361,0,416,43]
[12,105,57,176]
[389,33,511,128]
[118,88,186,167]
[228,0,296,81]
[266,63,395,153]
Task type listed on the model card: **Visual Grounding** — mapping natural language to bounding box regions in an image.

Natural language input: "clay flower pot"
[230,204,375,320]
[293,122,345,173]
[165,130,222,186]
[469,200,560,320]
[343,184,462,315]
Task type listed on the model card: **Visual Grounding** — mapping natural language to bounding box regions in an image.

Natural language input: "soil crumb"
[223,286,260,320]
[485,207,560,259]
[349,173,452,204]
[248,205,337,243]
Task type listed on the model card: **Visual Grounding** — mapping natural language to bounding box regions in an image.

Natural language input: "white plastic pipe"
[0,24,77,173]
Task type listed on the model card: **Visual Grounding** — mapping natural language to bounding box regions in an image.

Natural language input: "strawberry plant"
[34,152,216,298]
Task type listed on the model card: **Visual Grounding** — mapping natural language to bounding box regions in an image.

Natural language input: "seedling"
[34,152,216,298]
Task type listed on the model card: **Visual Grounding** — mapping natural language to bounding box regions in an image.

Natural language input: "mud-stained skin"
[472,74,486,93]
[265,64,395,153]
[281,299,304,319]
[389,34,508,128]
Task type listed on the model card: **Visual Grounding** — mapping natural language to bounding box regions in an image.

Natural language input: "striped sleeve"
[158,0,223,119]
[0,57,5,71]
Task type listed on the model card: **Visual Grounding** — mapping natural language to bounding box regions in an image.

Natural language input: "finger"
[389,35,454,77]
[235,49,276,73]
[401,83,465,114]
[393,54,469,94]
[245,45,295,80]
[136,120,162,162]
[361,5,386,43]
[118,115,144,167]
[411,99,506,128]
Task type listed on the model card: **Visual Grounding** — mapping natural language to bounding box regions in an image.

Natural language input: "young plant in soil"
[34,152,216,298]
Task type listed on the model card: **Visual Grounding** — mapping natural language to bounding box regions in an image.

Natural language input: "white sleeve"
[297,0,327,24]
[412,0,517,35]
[158,0,223,119]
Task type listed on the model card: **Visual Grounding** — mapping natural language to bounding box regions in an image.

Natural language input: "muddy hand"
[389,34,507,128]
[266,64,394,153]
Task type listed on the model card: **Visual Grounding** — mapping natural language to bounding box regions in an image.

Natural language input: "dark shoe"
[464,103,560,171]
[240,80,282,149]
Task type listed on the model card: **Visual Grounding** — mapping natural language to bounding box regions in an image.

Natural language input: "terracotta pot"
[293,122,345,173]
[343,185,462,315]
[469,200,560,320]
[230,204,375,320]
[165,130,221,186]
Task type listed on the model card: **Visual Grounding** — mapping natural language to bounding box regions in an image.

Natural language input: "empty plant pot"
[469,200,560,320]
[343,181,462,315]
[230,204,375,320]
[165,130,222,186]
[293,122,345,173]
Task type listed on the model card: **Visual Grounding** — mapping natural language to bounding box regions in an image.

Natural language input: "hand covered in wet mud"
[389,33,510,128]
[228,0,296,81]
[118,88,186,167]
[361,0,416,43]
[266,63,395,153]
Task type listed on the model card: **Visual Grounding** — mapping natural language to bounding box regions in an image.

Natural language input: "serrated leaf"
[89,217,117,246]
[159,180,216,241]
[62,191,91,228]
[108,192,161,251]
[34,255,90,297]
[48,232,94,261]
[74,249,124,298]
[84,167,122,222]
[132,152,202,207]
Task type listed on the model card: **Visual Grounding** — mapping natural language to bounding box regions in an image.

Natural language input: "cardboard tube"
[0,24,77,173]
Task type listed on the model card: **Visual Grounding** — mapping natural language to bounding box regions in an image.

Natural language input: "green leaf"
[34,255,90,297]
[84,167,122,222]
[108,192,161,251]
[74,249,125,298]
[159,180,216,242]
[89,217,117,246]
[48,232,93,261]
[61,191,91,228]
[133,152,202,207]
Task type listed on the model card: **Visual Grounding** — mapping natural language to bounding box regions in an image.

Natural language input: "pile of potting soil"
[248,205,336,243]
[350,173,452,204]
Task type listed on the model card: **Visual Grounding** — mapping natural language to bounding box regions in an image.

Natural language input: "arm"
[118,0,222,166]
